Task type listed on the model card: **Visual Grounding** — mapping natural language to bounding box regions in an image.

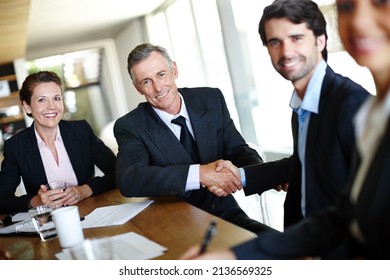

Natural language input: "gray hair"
[127,43,174,82]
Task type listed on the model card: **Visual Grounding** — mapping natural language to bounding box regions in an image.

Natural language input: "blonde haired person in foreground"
[181,0,390,260]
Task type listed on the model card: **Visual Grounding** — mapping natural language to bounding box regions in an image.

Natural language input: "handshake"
[200,160,289,197]
[199,160,243,197]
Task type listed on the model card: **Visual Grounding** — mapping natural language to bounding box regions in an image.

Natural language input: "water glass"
[29,205,57,242]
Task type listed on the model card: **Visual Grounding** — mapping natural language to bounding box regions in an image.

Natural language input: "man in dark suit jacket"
[217,0,370,230]
[244,67,369,226]
[114,43,273,234]
[0,120,116,213]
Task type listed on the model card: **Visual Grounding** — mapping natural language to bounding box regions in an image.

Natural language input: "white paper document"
[56,232,167,260]
[11,212,30,222]
[81,200,154,229]
[0,219,36,234]
[0,200,153,234]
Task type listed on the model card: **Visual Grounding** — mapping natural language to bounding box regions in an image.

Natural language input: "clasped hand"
[199,160,241,196]
[199,160,289,197]
[38,184,82,208]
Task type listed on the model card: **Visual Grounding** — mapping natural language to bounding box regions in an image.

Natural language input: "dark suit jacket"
[0,120,116,213]
[114,87,264,223]
[244,66,370,227]
[233,116,390,259]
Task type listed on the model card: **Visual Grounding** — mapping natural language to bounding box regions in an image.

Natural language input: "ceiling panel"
[26,0,166,54]
[0,0,166,64]
[0,0,31,64]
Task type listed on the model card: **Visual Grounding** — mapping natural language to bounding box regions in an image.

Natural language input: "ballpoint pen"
[199,220,217,254]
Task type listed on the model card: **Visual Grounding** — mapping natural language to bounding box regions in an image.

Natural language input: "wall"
[114,18,148,114]
[26,39,128,122]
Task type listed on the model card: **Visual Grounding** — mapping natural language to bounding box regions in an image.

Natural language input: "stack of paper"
[81,200,153,229]
[0,219,36,234]
[56,232,167,260]
[0,200,153,235]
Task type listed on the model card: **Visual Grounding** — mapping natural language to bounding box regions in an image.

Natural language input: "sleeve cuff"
[239,167,247,187]
[185,164,201,191]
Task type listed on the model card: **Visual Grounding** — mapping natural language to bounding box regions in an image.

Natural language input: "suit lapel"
[144,90,218,164]
[306,67,335,147]
[305,67,337,167]
[59,121,83,182]
[182,90,218,163]
[145,106,195,164]
[358,117,390,198]
[24,124,48,183]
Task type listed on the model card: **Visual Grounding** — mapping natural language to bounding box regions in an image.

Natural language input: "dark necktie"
[171,116,199,162]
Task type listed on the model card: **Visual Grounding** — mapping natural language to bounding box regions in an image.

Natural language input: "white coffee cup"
[51,206,84,248]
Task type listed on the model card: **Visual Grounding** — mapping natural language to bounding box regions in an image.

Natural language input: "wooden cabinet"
[0,62,26,146]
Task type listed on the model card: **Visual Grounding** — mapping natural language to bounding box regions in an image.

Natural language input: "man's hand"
[215,160,240,178]
[200,160,242,196]
[207,185,228,196]
[180,245,237,260]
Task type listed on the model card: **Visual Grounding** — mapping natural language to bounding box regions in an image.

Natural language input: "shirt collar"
[354,88,390,140]
[289,60,327,114]
[34,125,62,147]
[153,93,190,122]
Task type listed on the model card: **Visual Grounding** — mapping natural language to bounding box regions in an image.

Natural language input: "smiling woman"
[0,71,117,214]
[21,78,63,131]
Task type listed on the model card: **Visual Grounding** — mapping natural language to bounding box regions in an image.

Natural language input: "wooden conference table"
[0,189,256,260]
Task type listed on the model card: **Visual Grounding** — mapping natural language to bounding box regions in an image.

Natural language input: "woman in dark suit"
[182,0,390,259]
[0,71,116,213]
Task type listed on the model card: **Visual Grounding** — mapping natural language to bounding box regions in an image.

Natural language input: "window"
[231,0,294,155]
[25,48,111,134]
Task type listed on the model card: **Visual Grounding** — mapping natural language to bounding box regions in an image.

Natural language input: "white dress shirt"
[35,125,78,187]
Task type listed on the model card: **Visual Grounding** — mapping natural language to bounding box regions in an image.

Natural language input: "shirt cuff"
[185,164,201,191]
[240,167,246,188]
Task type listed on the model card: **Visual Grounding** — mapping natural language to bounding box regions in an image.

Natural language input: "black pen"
[199,220,217,254]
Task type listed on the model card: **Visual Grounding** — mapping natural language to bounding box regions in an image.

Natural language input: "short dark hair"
[258,0,328,61]
[127,43,174,82]
[19,71,62,117]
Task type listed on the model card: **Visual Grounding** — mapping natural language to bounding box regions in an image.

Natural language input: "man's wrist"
[239,168,246,187]
[186,164,201,191]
